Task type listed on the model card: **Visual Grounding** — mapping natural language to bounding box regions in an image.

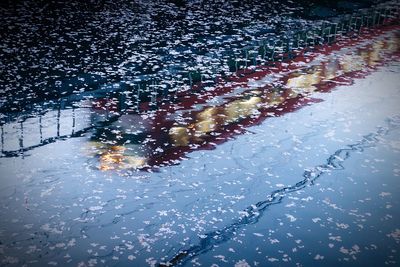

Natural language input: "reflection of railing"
[0,98,121,158]
[95,17,400,115]
[1,26,399,162]
[131,3,400,85]
[1,107,77,158]
[103,2,400,107]
[2,2,399,114]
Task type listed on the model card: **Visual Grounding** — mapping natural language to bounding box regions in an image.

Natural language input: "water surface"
[1,27,400,267]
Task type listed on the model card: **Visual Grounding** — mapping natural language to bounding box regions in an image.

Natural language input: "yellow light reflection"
[224,96,261,123]
[169,126,190,146]
[99,146,125,170]
[195,107,217,135]
[286,68,322,93]
[340,54,365,73]
[91,32,400,170]
[95,145,148,170]
[264,90,285,106]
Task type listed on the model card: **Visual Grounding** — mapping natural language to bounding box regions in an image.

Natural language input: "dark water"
[1,0,397,112]
[1,24,400,266]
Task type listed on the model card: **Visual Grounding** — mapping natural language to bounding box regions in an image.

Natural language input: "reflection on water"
[88,29,400,171]
[1,29,399,171]
[89,144,148,171]
[1,25,400,267]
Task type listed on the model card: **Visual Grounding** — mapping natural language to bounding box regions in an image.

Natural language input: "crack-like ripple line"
[159,115,400,266]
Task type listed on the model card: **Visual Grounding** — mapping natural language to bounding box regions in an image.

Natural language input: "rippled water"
[1,20,400,267]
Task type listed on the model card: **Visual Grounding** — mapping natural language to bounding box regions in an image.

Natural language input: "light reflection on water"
[85,29,400,171]
[1,30,399,172]
[0,28,400,267]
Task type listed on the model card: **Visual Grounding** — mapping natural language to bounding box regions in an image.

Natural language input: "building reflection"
[88,32,399,171]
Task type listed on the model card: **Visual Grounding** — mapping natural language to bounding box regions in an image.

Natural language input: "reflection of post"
[328,23,334,43]
[57,104,61,137]
[19,121,24,158]
[364,13,369,28]
[377,9,382,26]
[295,33,300,49]
[1,124,4,153]
[351,15,356,32]
[373,11,378,27]
[284,38,291,60]
[358,15,364,34]
[320,22,325,44]
[339,19,344,35]
[39,114,43,143]
[332,23,337,42]
[188,72,193,87]
[383,7,390,24]
[105,99,109,120]
[235,54,238,72]
[244,49,249,68]
[72,107,76,135]
[271,41,276,61]
[262,41,267,59]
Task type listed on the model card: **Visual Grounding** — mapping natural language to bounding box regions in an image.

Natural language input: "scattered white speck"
[88,206,103,211]
[314,254,324,260]
[285,214,297,222]
[234,259,250,267]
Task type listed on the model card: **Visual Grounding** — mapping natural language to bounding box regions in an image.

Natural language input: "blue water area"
[1,0,400,266]
[0,48,400,267]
